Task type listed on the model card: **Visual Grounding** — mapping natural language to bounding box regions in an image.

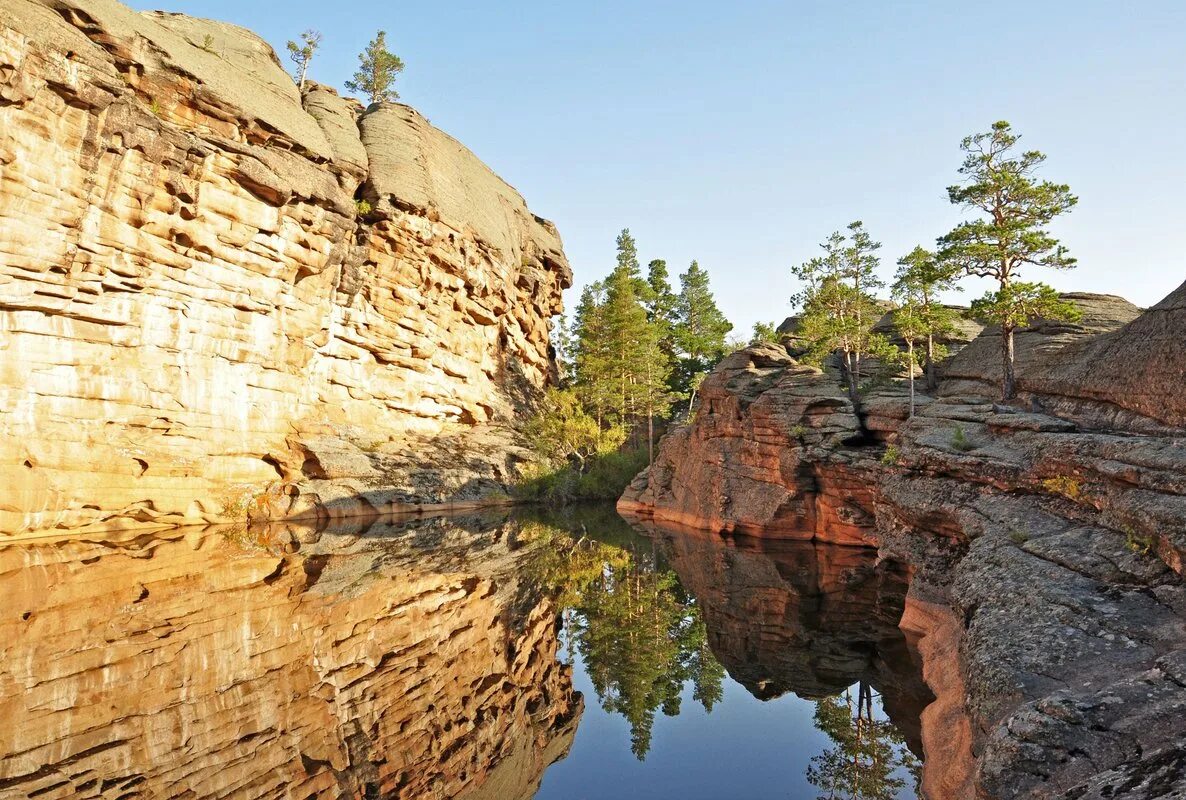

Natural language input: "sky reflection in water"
[525,506,922,800]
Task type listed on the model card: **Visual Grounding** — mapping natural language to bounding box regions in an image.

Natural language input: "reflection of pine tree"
[806,681,920,799]
[525,521,725,760]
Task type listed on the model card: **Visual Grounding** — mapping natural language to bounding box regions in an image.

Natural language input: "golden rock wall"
[0,0,571,536]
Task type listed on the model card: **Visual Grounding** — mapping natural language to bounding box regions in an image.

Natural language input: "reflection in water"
[522,506,725,759]
[0,505,930,799]
[808,685,921,799]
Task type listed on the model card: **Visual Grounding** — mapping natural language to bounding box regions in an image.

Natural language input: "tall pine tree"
[673,260,733,409]
[937,121,1080,400]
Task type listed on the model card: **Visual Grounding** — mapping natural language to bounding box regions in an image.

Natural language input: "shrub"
[789,424,807,440]
[880,445,901,466]
[950,426,976,452]
[1041,475,1083,501]
[1124,528,1154,556]
[513,449,647,506]
[355,199,373,216]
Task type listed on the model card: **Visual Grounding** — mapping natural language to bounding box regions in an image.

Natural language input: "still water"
[0,504,926,799]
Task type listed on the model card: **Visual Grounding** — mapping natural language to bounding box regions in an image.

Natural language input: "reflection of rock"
[624,284,1186,798]
[0,515,580,799]
[0,0,570,537]
[640,521,933,755]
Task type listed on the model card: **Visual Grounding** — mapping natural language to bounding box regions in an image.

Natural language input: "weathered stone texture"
[0,515,581,799]
[621,286,1186,798]
[0,0,571,536]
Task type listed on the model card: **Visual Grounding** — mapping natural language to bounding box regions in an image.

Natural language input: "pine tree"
[285,30,322,91]
[345,31,405,105]
[937,121,1081,400]
[550,313,574,386]
[791,224,888,404]
[750,321,780,345]
[892,246,962,410]
[672,260,733,404]
[572,281,614,431]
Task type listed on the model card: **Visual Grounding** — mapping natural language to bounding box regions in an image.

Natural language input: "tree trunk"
[844,350,859,406]
[925,333,937,392]
[647,411,654,466]
[1002,323,1016,400]
[907,340,915,417]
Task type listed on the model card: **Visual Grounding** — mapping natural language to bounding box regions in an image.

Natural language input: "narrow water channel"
[0,504,926,799]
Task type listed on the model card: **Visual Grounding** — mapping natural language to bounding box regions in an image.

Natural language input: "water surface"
[0,504,926,799]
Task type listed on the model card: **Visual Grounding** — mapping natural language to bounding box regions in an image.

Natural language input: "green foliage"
[749,321,780,345]
[673,260,733,386]
[550,313,575,385]
[937,121,1079,399]
[148,98,162,117]
[1124,528,1154,556]
[891,245,962,413]
[354,198,372,216]
[970,280,1082,330]
[572,231,673,434]
[806,683,919,799]
[524,388,621,469]
[523,516,726,759]
[286,29,322,90]
[950,426,976,452]
[513,449,646,505]
[345,30,404,104]
[199,33,217,54]
[790,423,807,440]
[880,445,900,466]
[791,221,885,403]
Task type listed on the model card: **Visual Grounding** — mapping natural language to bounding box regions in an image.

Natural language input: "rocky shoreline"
[620,283,1186,798]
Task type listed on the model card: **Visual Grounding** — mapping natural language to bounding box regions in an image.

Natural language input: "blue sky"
[130,0,1186,334]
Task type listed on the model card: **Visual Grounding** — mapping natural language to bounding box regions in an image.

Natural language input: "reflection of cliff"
[645,524,932,754]
[0,515,580,799]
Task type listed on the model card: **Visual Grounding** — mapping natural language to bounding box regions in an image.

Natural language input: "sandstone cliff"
[0,514,581,799]
[0,0,571,537]
[621,283,1186,799]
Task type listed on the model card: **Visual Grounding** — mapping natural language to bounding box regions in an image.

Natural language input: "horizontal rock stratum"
[621,284,1186,799]
[0,0,572,536]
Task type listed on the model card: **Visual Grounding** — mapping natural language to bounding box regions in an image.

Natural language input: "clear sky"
[130,0,1186,334]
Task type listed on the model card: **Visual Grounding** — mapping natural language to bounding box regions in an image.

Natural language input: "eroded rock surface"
[0,514,581,799]
[621,284,1186,798]
[0,0,571,536]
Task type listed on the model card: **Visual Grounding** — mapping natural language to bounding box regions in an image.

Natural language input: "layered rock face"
[621,284,1186,799]
[0,0,570,537]
[0,514,581,799]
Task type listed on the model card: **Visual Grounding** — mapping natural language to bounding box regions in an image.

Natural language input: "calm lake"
[0,504,925,799]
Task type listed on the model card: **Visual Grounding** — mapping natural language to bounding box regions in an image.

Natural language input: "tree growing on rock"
[750,321,780,345]
[345,31,405,104]
[285,30,322,91]
[673,260,733,401]
[892,246,962,414]
[938,121,1081,401]
[791,222,889,406]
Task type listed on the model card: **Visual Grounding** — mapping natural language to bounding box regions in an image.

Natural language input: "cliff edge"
[0,0,572,536]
